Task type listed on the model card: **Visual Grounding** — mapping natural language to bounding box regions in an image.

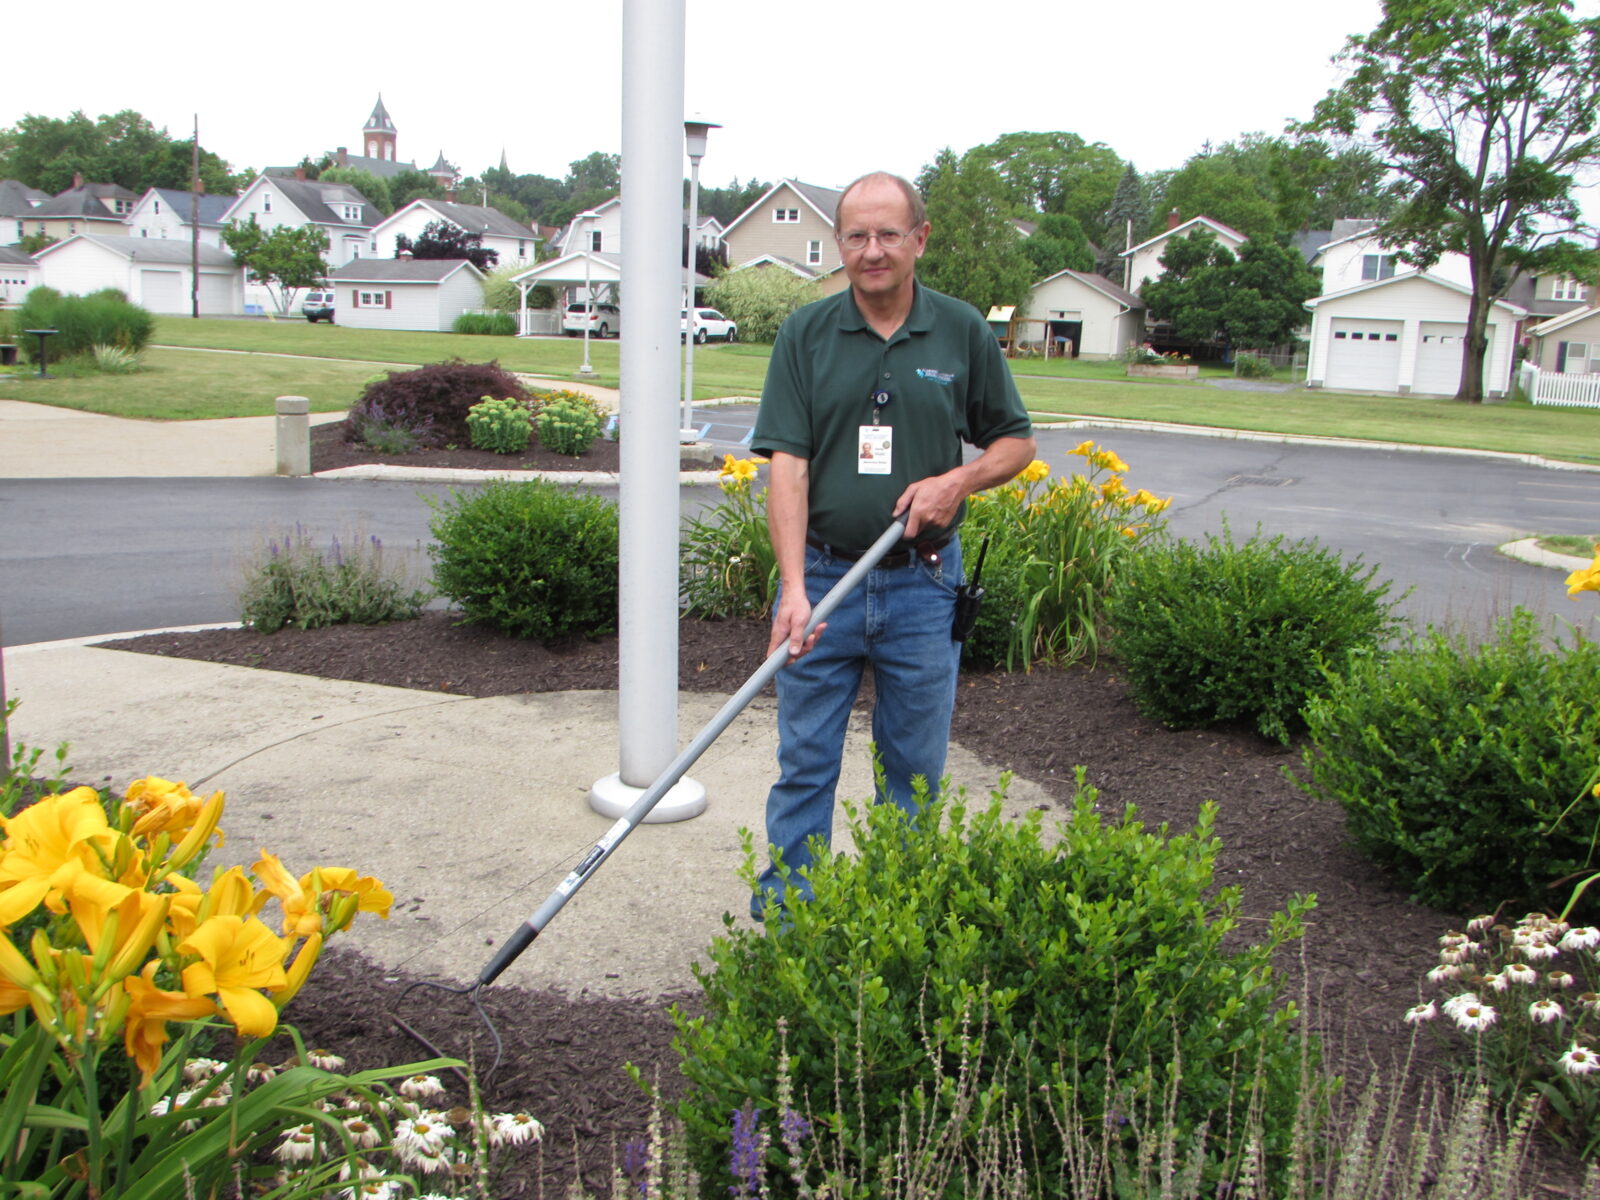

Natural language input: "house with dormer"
[369,198,536,267]
[18,176,140,242]
[1,180,49,245]
[221,174,379,267]
[722,179,845,280]
[126,188,235,247]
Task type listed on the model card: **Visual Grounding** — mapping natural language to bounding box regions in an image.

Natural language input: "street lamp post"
[578,209,600,377]
[680,118,719,443]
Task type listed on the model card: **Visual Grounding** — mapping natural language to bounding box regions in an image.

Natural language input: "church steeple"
[363,95,398,163]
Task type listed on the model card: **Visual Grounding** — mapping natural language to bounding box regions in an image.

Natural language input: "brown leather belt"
[806,532,951,569]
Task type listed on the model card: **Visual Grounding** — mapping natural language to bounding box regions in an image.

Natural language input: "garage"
[1414,322,1491,396]
[1324,319,1402,392]
[197,272,236,314]
[139,269,184,312]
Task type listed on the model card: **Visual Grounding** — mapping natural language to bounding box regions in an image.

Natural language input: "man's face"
[836,179,928,302]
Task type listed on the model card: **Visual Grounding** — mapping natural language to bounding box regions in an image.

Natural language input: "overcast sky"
[11,0,1598,223]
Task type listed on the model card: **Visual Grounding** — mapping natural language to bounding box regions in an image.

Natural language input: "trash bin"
[0,345,16,367]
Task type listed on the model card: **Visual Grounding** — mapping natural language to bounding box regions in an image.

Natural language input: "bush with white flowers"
[1406,912,1600,1155]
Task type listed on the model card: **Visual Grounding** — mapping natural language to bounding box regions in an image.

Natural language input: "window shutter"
[352,289,360,307]
[385,291,392,310]
[1557,342,1568,372]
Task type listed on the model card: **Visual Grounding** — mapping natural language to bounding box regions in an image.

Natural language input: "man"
[749,171,1035,917]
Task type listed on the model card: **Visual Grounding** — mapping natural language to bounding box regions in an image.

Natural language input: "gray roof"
[0,179,48,217]
[428,151,456,175]
[406,198,533,240]
[1292,229,1333,263]
[47,234,237,267]
[1048,268,1144,309]
[328,257,482,282]
[146,188,235,227]
[1504,273,1590,320]
[32,182,140,218]
[790,179,842,221]
[1329,217,1380,240]
[365,95,397,134]
[0,245,37,266]
[271,178,380,228]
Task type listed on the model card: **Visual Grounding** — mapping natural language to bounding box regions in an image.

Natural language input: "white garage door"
[139,269,184,313]
[1414,322,1491,396]
[1325,319,1403,392]
[197,272,234,314]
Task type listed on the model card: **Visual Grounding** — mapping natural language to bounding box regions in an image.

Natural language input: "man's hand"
[893,434,1037,540]
[768,590,825,660]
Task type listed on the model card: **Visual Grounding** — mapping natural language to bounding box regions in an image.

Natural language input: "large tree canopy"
[1300,0,1600,401]
[1142,229,1321,350]
[916,148,1036,316]
[0,110,245,195]
[968,131,1126,245]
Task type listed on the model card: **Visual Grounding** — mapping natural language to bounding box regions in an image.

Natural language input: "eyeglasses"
[837,229,911,251]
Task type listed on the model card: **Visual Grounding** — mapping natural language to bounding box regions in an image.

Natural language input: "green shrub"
[703,266,820,343]
[466,395,533,454]
[1232,351,1276,379]
[1298,610,1600,914]
[674,774,1315,1193]
[451,311,517,336]
[961,442,1171,670]
[91,343,144,374]
[536,397,603,456]
[237,525,430,633]
[680,456,776,618]
[346,403,430,454]
[1104,526,1400,742]
[427,480,619,639]
[13,288,154,360]
[351,359,531,445]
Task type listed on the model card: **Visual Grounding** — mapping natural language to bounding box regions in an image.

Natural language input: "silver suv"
[301,290,336,323]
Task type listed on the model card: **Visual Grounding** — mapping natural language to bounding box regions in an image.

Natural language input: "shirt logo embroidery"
[916,368,955,385]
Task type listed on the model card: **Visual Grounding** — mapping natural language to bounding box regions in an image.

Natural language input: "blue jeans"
[753,536,963,917]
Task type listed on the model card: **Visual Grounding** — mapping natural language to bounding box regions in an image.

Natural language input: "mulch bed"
[311,418,622,475]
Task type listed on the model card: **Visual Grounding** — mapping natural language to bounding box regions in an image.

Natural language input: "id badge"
[858,424,893,475]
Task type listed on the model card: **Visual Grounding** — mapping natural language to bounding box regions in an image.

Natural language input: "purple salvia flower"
[728,1103,765,1198]
[779,1107,810,1149]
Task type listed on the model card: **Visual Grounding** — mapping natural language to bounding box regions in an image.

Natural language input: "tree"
[395,219,499,271]
[0,110,242,194]
[1300,0,1600,402]
[968,131,1126,245]
[1142,229,1320,350]
[1020,211,1095,279]
[916,148,1036,316]
[388,168,445,211]
[319,167,393,215]
[222,218,330,314]
[1160,146,1283,241]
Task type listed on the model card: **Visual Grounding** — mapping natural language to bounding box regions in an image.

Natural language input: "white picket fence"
[1521,363,1600,408]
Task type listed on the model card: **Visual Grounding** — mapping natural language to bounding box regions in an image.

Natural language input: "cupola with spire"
[363,95,398,162]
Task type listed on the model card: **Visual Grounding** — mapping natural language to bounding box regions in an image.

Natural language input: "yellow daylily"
[65,873,171,991]
[0,788,124,925]
[299,865,394,936]
[1020,459,1051,484]
[179,916,289,1038]
[1092,449,1130,473]
[124,962,216,1084]
[1566,547,1600,598]
[1070,440,1096,457]
[1100,476,1129,501]
[124,777,225,847]
[252,851,319,938]
[274,931,323,1010]
[159,787,226,875]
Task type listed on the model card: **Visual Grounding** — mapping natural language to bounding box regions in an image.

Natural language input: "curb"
[1496,538,1593,572]
[311,465,724,485]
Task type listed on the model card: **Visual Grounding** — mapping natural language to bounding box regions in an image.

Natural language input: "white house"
[1121,215,1247,294]
[368,199,538,268]
[326,258,485,331]
[1027,269,1146,359]
[1303,271,1526,397]
[220,174,379,268]
[1312,226,1473,295]
[32,235,244,314]
[552,196,623,260]
[0,245,38,307]
[125,189,235,247]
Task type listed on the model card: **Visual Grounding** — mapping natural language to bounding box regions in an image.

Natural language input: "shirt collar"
[838,281,935,342]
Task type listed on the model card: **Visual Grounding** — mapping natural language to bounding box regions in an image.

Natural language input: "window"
[355,290,391,309]
[518,239,527,258]
[153,200,161,215]
[67,222,76,235]
[773,207,799,222]
[1553,277,1589,302]
[589,230,603,252]
[341,204,362,222]
[262,193,273,213]
[1361,254,1396,281]
[1559,342,1591,374]
[141,229,148,238]
[113,199,130,215]
[370,239,377,253]
[806,239,822,266]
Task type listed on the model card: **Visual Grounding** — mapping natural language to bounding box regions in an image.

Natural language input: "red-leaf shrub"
[347,359,531,446]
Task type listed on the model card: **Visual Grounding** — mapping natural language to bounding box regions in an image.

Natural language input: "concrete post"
[275,396,311,476]
[588,0,706,824]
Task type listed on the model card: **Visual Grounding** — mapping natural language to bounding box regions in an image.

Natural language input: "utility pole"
[191,115,201,319]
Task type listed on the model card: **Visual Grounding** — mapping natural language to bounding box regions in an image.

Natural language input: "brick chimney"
[445,189,458,203]
[294,167,307,181]
[1168,208,1182,230]
[72,171,85,189]
[336,147,349,168]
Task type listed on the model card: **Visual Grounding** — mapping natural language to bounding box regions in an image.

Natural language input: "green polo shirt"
[752,283,1032,552]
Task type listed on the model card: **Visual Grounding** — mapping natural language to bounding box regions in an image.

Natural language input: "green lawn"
[3,318,1595,465]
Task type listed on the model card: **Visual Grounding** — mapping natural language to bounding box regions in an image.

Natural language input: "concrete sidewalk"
[4,637,1051,1000]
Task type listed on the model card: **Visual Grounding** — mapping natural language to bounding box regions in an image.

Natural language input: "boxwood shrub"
[427,480,618,639]
[674,774,1315,1194]
[1298,609,1600,915]
[1103,527,1401,742]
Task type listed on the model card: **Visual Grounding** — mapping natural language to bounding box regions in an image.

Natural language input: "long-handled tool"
[394,516,910,1082]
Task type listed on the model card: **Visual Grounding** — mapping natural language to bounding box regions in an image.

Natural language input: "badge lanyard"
[859,387,893,475]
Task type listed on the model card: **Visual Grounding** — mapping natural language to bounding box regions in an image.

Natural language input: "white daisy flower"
[1451,1002,1498,1033]
[1481,971,1509,992]
[1404,1001,1438,1025]
[1439,944,1476,965]
[1467,915,1496,934]
[491,1111,546,1147]
[1530,999,1566,1024]
[1504,963,1539,986]
[1548,970,1577,990]
[182,1058,228,1083]
[1561,927,1600,952]
[274,1124,318,1164]
[394,1111,450,1160]
[307,1049,347,1071]
[1561,1045,1600,1076]
[398,1074,446,1101]
[1525,941,1561,962]
[342,1116,382,1149]
[247,1063,279,1085]
[1427,963,1463,983]
[1442,993,1482,1019]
